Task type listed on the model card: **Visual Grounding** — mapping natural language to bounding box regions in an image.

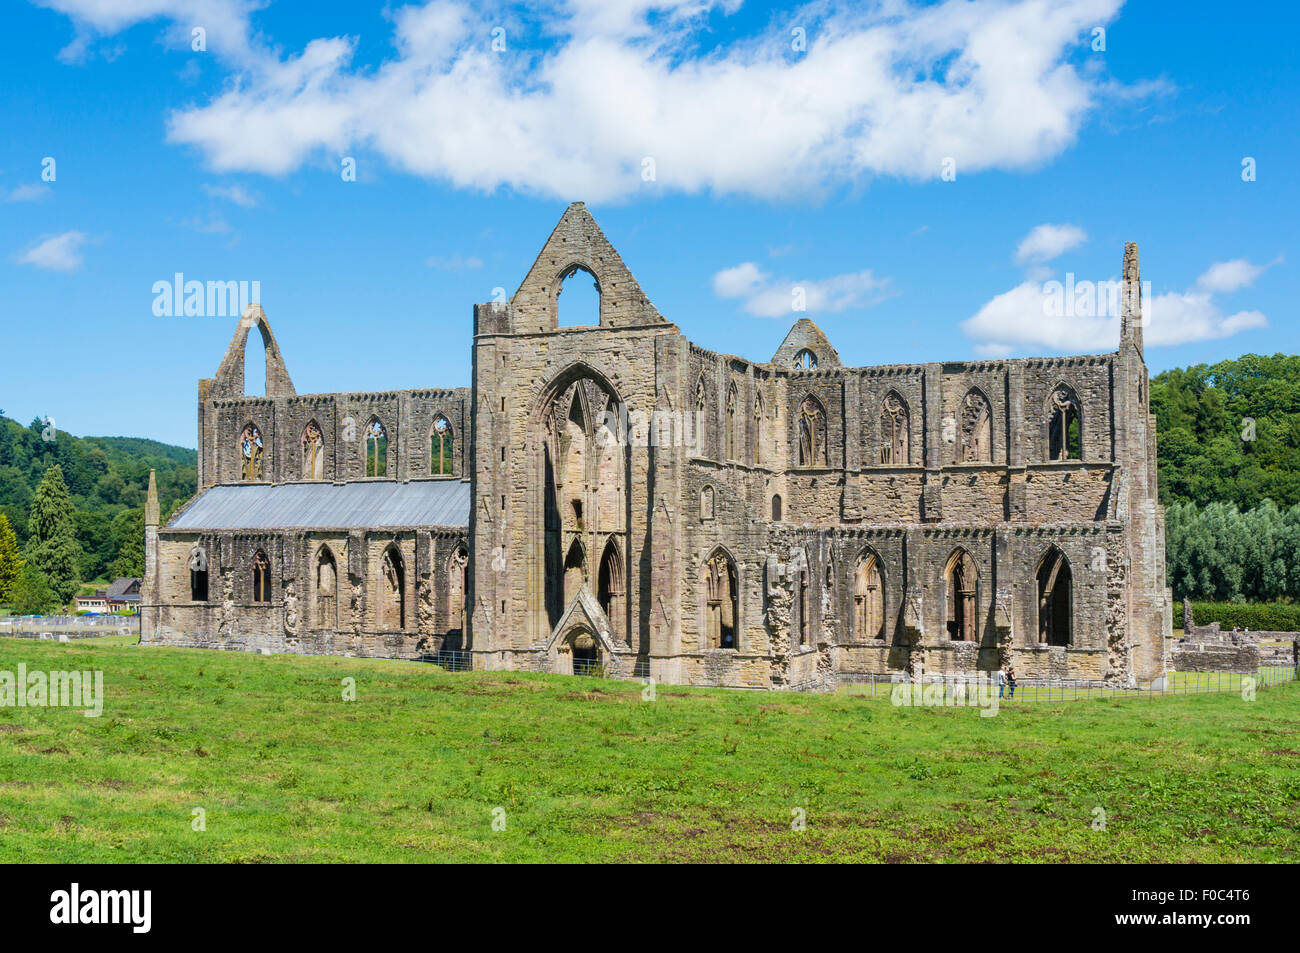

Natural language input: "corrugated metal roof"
[168,481,470,530]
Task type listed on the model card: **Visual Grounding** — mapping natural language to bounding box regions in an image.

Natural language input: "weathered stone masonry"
[143,204,1172,688]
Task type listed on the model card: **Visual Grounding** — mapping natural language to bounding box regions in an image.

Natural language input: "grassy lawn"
[0,638,1297,863]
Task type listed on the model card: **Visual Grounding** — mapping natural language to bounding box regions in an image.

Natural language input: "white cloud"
[1014,223,1087,264]
[712,261,765,298]
[38,0,1139,201]
[5,183,52,202]
[1144,291,1267,347]
[34,0,265,65]
[713,261,893,318]
[962,262,1272,354]
[202,182,258,207]
[16,231,89,271]
[1195,258,1268,294]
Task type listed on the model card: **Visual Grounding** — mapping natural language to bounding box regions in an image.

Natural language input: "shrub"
[1173,600,1300,633]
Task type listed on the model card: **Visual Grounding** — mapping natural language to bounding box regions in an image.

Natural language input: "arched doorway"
[568,629,601,675]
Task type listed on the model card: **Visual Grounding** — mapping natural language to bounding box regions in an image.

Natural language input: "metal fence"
[4,622,1293,700]
[0,615,141,643]
[416,648,474,672]
[836,665,1298,702]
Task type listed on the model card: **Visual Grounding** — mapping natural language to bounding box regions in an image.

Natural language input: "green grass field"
[1,638,1297,863]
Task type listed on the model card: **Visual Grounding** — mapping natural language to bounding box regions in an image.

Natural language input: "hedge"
[1172,600,1300,633]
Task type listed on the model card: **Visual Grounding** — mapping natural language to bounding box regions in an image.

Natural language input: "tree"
[0,513,21,603]
[109,508,145,579]
[10,563,57,615]
[25,464,82,606]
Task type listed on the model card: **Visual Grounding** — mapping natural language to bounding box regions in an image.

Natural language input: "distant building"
[78,578,142,614]
[75,593,109,613]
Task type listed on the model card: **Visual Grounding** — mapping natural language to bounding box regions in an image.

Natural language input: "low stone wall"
[1172,642,1260,673]
[1173,623,1298,673]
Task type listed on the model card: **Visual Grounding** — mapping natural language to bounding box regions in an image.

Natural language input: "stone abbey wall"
[144,204,1172,688]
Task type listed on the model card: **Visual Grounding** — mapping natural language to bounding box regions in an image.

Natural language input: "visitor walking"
[996,667,1006,698]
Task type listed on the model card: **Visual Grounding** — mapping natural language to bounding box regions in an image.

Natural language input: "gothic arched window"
[302,420,323,480]
[959,390,992,463]
[316,546,337,628]
[753,393,765,465]
[239,424,264,481]
[880,392,909,465]
[1037,547,1073,646]
[798,395,827,467]
[189,545,208,602]
[793,349,818,370]
[365,418,388,477]
[598,539,625,644]
[379,544,405,629]
[431,415,453,475]
[252,549,271,603]
[854,552,884,639]
[945,549,978,641]
[703,549,738,649]
[1048,385,1082,461]
[448,546,468,638]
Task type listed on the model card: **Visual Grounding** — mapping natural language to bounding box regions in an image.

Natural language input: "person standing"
[1006,667,1017,699]
[996,667,1006,698]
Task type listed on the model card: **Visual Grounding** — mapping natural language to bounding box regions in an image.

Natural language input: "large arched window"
[1037,547,1072,646]
[880,392,909,465]
[379,544,405,629]
[537,368,627,638]
[239,423,264,481]
[703,549,739,649]
[597,539,625,644]
[854,551,885,639]
[302,420,324,480]
[315,545,337,628]
[945,549,978,641]
[793,349,818,370]
[430,415,453,475]
[364,418,388,477]
[251,549,271,603]
[798,395,827,467]
[959,390,992,463]
[753,393,765,465]
[1048,384,1082,461]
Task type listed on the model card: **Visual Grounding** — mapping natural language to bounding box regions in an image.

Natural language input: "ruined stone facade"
[143,204,1172,688]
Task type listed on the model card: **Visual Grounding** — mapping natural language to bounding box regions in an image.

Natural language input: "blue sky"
[1,0,1295,447]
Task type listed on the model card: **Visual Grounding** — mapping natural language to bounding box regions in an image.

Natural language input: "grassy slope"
[0,639,1296,863]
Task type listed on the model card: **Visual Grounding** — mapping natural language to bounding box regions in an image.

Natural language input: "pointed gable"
[546,586,618,655]
[506,202,666,333]
[211,304,296,398]
[771,318,841,369]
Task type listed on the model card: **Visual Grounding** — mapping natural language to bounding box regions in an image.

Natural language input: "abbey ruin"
[142,204,1172,688]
